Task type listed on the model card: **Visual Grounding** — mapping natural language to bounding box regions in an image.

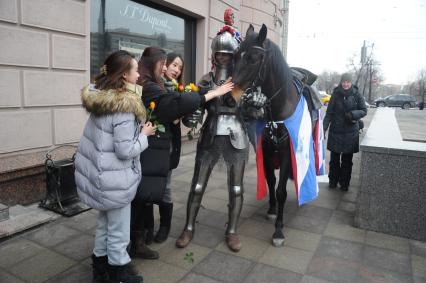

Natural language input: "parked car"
[373,94,416,109]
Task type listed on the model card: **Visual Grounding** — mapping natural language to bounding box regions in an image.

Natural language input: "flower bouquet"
[170,79,201,140]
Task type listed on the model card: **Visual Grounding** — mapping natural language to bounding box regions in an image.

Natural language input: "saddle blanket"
[256,95,324,206]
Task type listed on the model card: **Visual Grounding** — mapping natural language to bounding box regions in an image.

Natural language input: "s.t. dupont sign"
[120,4,172,34]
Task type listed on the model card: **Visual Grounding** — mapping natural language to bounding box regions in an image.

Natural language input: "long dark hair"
[165,52,185,85]
[94,50,135,91]
[137,46,167,86]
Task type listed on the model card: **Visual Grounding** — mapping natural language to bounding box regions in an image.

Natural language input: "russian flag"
[314,109,326,176]
[255,120,267,200]
[283,95,319,205]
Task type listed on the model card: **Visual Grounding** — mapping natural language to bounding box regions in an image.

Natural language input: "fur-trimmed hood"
[81,83,146,122]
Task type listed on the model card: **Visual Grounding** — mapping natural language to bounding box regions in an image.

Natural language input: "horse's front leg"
[272,151,290,247]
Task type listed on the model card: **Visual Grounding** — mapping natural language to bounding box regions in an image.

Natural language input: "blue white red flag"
[255,120,267,200]
[283,95,318,205]
[314,109,326,176]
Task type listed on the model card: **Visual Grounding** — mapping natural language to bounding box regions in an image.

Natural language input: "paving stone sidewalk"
[1,109,425,283]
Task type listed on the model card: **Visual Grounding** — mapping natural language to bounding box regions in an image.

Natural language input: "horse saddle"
[291,67,322,123]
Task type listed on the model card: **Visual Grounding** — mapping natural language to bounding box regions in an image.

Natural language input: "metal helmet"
[211,31,239,56]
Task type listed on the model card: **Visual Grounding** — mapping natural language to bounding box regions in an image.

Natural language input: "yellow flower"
[190,83,198,92]
[149,101,156,110]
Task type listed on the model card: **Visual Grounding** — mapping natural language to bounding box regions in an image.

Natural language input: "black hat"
[340,73,352,83]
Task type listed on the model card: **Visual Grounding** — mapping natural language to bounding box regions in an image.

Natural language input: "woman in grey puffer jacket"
[74,50,156,283]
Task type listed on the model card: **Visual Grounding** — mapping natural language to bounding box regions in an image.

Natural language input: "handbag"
[135,135,170,204]
[135,175,167,204]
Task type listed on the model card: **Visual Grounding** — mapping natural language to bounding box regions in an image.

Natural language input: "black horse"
[233,24,308,246]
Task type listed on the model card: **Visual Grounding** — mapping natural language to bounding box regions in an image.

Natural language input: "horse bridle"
[242,45,288,145]
[245,46,282,108]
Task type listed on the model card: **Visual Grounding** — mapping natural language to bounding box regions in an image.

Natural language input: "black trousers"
[329,151,353,187]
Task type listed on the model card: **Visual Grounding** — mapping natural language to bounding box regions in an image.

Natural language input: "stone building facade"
[0,0,288,205]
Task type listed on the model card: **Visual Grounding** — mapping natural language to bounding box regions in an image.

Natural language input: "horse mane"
[263,39,293,96]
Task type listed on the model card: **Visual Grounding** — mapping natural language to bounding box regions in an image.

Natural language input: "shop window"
[91,0,194,81]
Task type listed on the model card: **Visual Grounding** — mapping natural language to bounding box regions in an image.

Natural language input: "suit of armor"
[176,30,248,252]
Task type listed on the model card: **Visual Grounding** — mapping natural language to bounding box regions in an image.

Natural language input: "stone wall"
[0,0,89,205]
[355,108,426,241]
[0,0,90,154]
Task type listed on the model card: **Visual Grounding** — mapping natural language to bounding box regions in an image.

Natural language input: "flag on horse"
[254,95,319,205]
[314,109,326,176]
[284,95,319,205]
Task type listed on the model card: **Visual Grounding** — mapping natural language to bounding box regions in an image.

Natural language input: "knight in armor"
[175,16,265,252]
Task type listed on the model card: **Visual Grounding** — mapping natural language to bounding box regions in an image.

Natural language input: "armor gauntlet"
[240,87,267,120]
[182,108,204,128]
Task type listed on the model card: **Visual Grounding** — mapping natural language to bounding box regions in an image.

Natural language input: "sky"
[287,0,426,85]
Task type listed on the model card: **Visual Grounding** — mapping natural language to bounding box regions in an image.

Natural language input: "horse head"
[233,24,298,121]
[233,24,268,92]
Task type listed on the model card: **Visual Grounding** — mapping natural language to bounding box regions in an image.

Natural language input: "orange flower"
[149,101,156,110]
[178,84,184,92]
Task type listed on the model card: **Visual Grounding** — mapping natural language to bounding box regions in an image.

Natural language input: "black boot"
[143,203,154,245]
[154,202,173,243]
[92,254,109,283]
[107,264,143,283]
[129,230,159,260]
[339,153,353,191]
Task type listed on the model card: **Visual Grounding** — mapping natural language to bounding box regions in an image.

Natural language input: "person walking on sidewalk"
[74,50,156,283]
[323,73,367,191]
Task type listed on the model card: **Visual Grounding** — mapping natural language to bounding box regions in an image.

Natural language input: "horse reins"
[245,46,290,146]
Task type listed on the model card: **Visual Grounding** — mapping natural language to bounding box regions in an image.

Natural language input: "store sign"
[120,4,172,34]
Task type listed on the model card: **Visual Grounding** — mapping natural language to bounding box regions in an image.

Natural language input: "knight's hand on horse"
[241,86,267,109]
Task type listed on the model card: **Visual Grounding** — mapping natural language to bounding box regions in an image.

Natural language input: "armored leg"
[176,151,217,248]
[223,158,246,252]
[184,152,217,232]
[226,162,245,235]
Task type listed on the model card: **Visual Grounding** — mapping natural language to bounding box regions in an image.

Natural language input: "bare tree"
[316,71,341,94]
[416,68,426,105]
[346,43,383,103]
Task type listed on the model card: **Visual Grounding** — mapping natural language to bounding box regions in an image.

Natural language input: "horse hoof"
[272,238,285,247]
[266,213,277,220]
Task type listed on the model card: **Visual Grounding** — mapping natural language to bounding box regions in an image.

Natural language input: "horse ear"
[246,24,254,37]
[257,24,267,44]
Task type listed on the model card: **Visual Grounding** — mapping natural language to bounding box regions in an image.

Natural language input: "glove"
[345,112,354,123]
[241,87,267,109]
[182,109,203,128]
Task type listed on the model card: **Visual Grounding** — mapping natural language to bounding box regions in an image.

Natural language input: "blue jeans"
[93,204,131,266]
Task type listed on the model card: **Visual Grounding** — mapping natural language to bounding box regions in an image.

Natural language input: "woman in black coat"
[323,73,367,191]
[129,47,233,259]
[147,52,187,244]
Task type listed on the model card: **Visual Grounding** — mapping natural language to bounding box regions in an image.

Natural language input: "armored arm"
[240,86,267,120]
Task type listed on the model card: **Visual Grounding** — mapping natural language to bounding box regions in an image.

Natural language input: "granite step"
[0,204,60,238]
[0,203,9,222]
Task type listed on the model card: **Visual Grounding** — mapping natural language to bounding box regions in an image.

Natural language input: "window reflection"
[91,0,185,80]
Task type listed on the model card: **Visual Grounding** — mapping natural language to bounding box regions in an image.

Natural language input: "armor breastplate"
[210,77,248,149]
